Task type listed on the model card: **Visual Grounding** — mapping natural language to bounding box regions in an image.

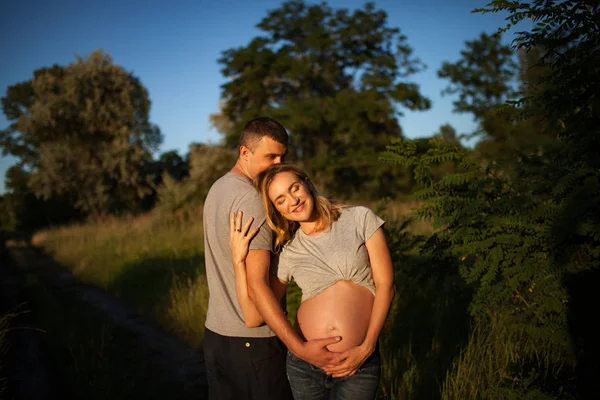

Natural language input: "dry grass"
[31,202,462,399]
[33,208,207,347]
[0,312,11,397]
[441,321,517,400]
[163,275,209,349]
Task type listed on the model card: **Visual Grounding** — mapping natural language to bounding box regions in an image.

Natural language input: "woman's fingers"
[236,211,243,232]
[230,211,259,241]
[247,226,260,241]
[242,216,254,236]
[331,369,355,378]
[229,212,236,234]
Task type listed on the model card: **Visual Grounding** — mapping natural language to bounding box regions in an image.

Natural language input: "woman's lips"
[293,202,305,213]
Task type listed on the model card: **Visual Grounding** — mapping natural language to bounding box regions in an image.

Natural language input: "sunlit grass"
[30,202,474,399]
[165,274,209,348]
[33,208,207,347]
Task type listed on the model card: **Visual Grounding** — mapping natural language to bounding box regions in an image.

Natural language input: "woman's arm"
[230,212,264,327]
[230,212,289,327]
[326,227,395,377]
[359,227,395,353]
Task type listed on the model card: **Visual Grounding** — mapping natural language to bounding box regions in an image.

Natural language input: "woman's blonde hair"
[254,163,343,249]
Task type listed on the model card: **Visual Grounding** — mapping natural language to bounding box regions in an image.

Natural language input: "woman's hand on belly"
[322,343,374,377]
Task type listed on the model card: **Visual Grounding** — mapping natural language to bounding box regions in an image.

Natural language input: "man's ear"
[240,145,251,160]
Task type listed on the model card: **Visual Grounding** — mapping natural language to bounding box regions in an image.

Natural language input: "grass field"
[30,202,474,399]
[33,208,208,348]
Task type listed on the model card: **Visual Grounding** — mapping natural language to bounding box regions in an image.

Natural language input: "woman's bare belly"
[296,280,374,352]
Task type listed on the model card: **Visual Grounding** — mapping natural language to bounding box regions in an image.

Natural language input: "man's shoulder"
[205,173,265,223]
[207,173,256,200]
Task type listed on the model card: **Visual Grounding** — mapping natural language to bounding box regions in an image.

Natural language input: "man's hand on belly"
[295,336,344,369]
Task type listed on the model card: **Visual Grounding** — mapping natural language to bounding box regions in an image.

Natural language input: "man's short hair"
[240,117,289,151]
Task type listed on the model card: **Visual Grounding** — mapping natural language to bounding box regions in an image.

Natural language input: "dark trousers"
[204,328,293,400]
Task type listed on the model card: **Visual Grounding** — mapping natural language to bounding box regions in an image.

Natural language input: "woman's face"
[267,171,315,222]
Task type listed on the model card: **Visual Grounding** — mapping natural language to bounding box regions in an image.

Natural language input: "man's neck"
[231,162,252,180]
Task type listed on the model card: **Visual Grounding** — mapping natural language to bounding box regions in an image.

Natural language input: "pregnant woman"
[229,163,395,400]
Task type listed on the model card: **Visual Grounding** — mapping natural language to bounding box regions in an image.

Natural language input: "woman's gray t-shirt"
[277,206,385,302]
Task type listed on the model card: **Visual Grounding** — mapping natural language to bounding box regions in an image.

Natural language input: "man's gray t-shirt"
[203,172,276,338]
[277,206,385,302]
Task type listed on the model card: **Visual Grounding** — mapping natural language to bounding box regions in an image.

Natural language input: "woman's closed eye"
[275,184,301,206]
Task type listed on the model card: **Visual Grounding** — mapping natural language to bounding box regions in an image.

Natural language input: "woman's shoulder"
[336,205,384,232]
[279,232,302,255]
[339,205,376,220]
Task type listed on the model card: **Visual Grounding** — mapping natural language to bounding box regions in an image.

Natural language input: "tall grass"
[33,208,208,347]
[33,202,472,399]
[18,271,204,399]
[0,312,11,398]
[165,274,209,349]
[441,321,516,400]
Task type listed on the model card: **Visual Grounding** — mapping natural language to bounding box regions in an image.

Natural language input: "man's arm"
[245,249,343,368]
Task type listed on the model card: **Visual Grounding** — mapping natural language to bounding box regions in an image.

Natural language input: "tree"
[156,150,189,181]
[212,0,430,197]
[0,50,162,215]
[438,33,557,172]
[438,32,518,121]
[382,1,599,398]
[156,143,236,212]
[436,123,461,148]
[0,164,80,232]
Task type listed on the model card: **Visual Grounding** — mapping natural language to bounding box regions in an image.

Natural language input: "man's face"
[244,137,287,179]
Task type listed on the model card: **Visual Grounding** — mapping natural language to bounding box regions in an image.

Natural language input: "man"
[203,117,288,399]
[203,117,341,399]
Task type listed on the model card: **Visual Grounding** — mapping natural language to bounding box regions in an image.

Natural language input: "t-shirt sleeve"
[357,206,385,241]
[235,190,273,251]
[275,251,291,283]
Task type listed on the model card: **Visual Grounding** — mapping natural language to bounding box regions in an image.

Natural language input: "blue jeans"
[286,349,381,400]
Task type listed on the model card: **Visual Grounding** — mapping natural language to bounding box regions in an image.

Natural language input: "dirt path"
[2,243,208,398]
[1,266,51,400]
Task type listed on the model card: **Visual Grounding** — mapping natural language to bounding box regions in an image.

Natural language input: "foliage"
[381,1,599,397]
[438,32,557,172]
[0,50,162,215]
[156,143,235,212]
[155,150,189,182]
[438,32,519,119]
[211,0,430,197]
[0,164,81,232]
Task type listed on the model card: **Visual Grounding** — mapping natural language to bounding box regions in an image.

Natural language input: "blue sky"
[0,0,518,194]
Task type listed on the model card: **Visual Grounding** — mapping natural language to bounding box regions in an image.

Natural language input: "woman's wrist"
[360,338,377,355]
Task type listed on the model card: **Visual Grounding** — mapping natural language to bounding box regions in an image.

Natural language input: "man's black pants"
[204,328,293,400]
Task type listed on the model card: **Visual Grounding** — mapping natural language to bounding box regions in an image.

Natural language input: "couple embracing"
[203,117,395,400]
